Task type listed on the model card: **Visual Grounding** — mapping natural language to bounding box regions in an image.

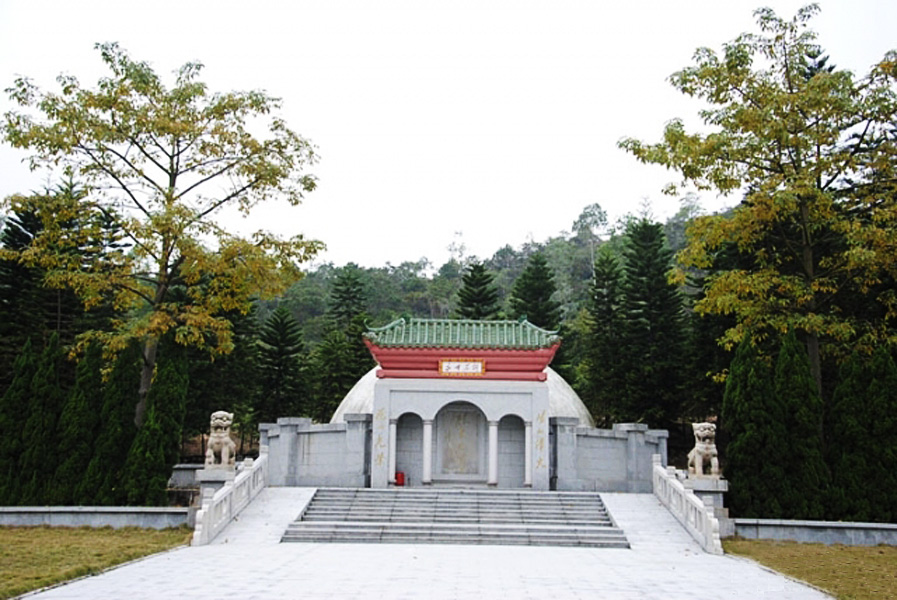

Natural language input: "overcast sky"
[1,0,894,269]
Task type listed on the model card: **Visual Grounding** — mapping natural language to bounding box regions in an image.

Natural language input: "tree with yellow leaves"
[2,43,323,426]
[619,5,897,395]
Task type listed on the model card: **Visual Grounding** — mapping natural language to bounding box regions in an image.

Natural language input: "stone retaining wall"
[734,518,897,546]
[0,506,194,529]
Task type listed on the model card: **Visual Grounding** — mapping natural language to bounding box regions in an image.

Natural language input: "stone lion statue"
[687,422,720,478]
[205,411,236,468]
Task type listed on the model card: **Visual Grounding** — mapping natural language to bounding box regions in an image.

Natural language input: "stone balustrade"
[652,455,723,554]
[192,447,269,546]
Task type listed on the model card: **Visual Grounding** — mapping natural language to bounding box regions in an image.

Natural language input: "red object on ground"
[395,472,405,486]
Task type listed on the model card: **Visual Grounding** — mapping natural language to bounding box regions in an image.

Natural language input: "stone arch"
[498,414,526,488]
[434,401,488,482]
[395,411,423,487]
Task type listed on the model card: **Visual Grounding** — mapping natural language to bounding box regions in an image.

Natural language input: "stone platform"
[24,488,832,599]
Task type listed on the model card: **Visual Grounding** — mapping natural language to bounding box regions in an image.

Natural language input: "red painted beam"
[376,368,548,382]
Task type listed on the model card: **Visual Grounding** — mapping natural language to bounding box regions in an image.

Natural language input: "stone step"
[301,516,614,526]
[282,522,629,547]
[283,488,628,548]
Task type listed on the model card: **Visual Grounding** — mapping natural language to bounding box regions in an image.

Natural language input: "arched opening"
[434,401,487,483]
[498,414,526,488]
[395,412,423,487]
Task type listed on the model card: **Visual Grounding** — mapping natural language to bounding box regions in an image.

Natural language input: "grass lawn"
[0,526,192,599]
[724,539,897,600]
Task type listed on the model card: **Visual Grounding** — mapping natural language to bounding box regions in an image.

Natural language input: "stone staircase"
[281,488,629,548]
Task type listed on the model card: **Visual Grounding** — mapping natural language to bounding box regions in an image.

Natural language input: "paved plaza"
[25,489,831,599]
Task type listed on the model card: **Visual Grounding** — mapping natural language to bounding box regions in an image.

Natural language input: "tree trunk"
[135,336,159,428]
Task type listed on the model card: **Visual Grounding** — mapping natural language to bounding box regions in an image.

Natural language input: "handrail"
[652,455,723,555]
[192,448,269,546]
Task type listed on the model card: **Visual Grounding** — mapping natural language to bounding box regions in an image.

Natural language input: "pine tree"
[0,213,45,395]
[152,352,188,469]
[455,262,501,320]
[122,354,188,505]
[582,246,625,425]
[257,306,307,422]
[18,333,66,504]
[775,332,829,519]
[309,267,375,423]
[509,253,561,329]
[51,342,104,505]
[122,404,169,506]
[617,218,686,425]
[826,351,873,520]
[0,338,38,505]
[866,347,897,522]
[722,339,788,518]
[681,268,733,420]
[78,342,141,505]
[328,265,367,330]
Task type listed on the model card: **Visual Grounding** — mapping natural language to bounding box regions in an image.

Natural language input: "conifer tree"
[122,404,169,506]
[617,218,686,425]
[865,347,897,522]
[51,342,104,505]
[257,306,307,422]
[310,267,374,422]
[774,331,829,519]
[582,246,625,424]
[722,339,788,518]
[0,213,45,395]
[826,351,873,520]
[509,253,561,329]
[328,265,367,330]
[153,352,189,469]
[78,342,141,505]
[829,347,897,521]
[18,333,65,504]
[311,327,363,423]
[456,262,501,320]
[122,354,188,505]
[0,338,37,505]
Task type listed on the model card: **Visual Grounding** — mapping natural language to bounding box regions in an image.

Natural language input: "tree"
[77,341,142,505]
[328,265,368,330]
[721,339,788,518]
[616,218,686,425]
[257,306,307,421]
[572,202,608,276]
[827,347,897,521]
[0,190,93,394]
[122,353,188,505]
[509,253,561,329]
[2,42,323,427]
[774,331,829,519]
[18,333,66,504]
[581,245,626,424]
[310,268,374,422]
[456,261,501,320]
[0,338,38,504]
[51,342,104,505]
[864,347,897,521]
[620,5,897,398]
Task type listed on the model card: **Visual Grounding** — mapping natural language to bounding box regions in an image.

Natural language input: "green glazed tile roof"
[365,318,560,349]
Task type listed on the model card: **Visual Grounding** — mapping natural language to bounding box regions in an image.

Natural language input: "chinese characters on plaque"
[439,359,486,377]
